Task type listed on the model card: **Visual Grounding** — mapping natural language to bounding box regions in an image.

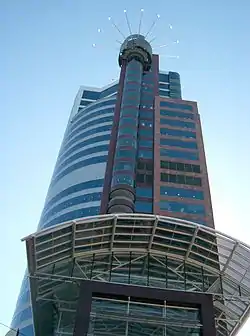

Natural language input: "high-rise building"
[9,34,250,336]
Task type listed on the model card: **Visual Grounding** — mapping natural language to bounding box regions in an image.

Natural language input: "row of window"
[74,98,116,124]
[160,128,196,139]
[137,160,153,171]
[160,186,204,200]
[160,109,195,120]
[41,192,102,224]
[140,120,153,128]
[99,84,118,99]
[58,134,110,165]
[117,137,137,148]
[160,118,196,129]
[50,155,108,187]
[115,148,136,159]
[159,90,171,98]
[82,90,100,101]
[160,160,201,173]
[160,138,198,150]
[161,173,202,186]
[43,179,104,217]
[43,206,100,229]
[160,101,193,111]
[62,124,112,154]
[56,144,109,174]
[159,201,205,215]
[67,115,113,141]
[139,128,153,137]
[136,173,153,184]
[70,107,115,133]
[160,148,199,161]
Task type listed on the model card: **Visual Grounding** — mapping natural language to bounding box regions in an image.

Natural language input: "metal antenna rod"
[145,14,160,39]
[108,17,126,39]
[124,10,132,35]
[138,8,144,34]
[149,37,157,44]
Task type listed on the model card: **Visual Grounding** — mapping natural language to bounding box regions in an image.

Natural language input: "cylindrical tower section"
[107,35,152,214]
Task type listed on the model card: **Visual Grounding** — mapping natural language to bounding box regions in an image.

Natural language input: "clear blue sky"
[1,0,250,334]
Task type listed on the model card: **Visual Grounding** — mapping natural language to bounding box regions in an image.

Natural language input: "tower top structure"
[118,34,153,71]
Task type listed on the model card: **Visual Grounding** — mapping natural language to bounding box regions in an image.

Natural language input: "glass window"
[139,139,153,148]
[69,115,113,139]
[160,160,201,173]
[19,325,35,336]
[136,173,145,183]
[99,84,118,98]
[135,201,153,213]
[159,201,205,215]
[160,109,194,120]
[160,173,202,187]
[64,125,112,152]
[116,149,136,158]
[51,155,108,187]
[57,144,109,172]
[119,117,137,127]
[140,120,153,128]
[121,108,138,117]
[158,73,169,82]
[118,127,137,136]
[79,100,92,107]
[82,90,100,100]
[41,192,102,224]
[160,138,198,149]
[160,128,196,139]
[159,90,170,97]
[160,118,195,129]
[74,99,116,123]
[136,187,153,198]
[159,83,169,90]
[139,111,153,119]
[112,174,134,187]
[139,128,153,137]
[117,137,136,148]
[169,71,180,80]
[160,148,199,161]
[71,108,114,132]
[138,150,153,159]
[114,161,134,171]
[160,101,193,111]
[160,186,204,200]
[43,179,104,215]
[43,206,100,229]
[58,134,110,164]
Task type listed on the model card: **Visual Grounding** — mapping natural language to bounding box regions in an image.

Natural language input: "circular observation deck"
[118,34,152,71]
[23,214,250,336]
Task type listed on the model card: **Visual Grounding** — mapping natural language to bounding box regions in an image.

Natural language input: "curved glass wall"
[10,95,116,335]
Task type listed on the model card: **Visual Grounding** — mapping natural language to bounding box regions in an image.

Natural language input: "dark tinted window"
[160,109,195,120]
[159,90,170,97]
[160,186,204,200]
[99,84,118,98]
[71,108,114,132]
[160,101,193,111]
[136,187,153,198]
[160,138,197,149]
[159,201,205,215]
[69,116,113,139]
[135,201,153,213]
[138,150,153,159]
[160,118,195,129]
[82,90,100,100]
[160,148,199,161]
[160,128,196,139]
[161,173,202,186]
[160,160,201,173]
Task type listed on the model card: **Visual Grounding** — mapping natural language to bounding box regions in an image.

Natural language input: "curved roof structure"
[23,214,250,336]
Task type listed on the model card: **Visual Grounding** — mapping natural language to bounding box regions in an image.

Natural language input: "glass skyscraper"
[8,34,250,336]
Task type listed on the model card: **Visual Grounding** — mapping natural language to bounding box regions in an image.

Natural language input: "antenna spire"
[138,9,144,34]
[108,17,126,39]
[145,14,160,39]
[124,10,132,35]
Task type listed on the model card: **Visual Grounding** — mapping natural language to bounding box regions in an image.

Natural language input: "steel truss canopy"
[23,214,250,336]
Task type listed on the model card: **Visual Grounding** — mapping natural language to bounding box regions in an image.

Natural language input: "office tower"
[9,34,250,336]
